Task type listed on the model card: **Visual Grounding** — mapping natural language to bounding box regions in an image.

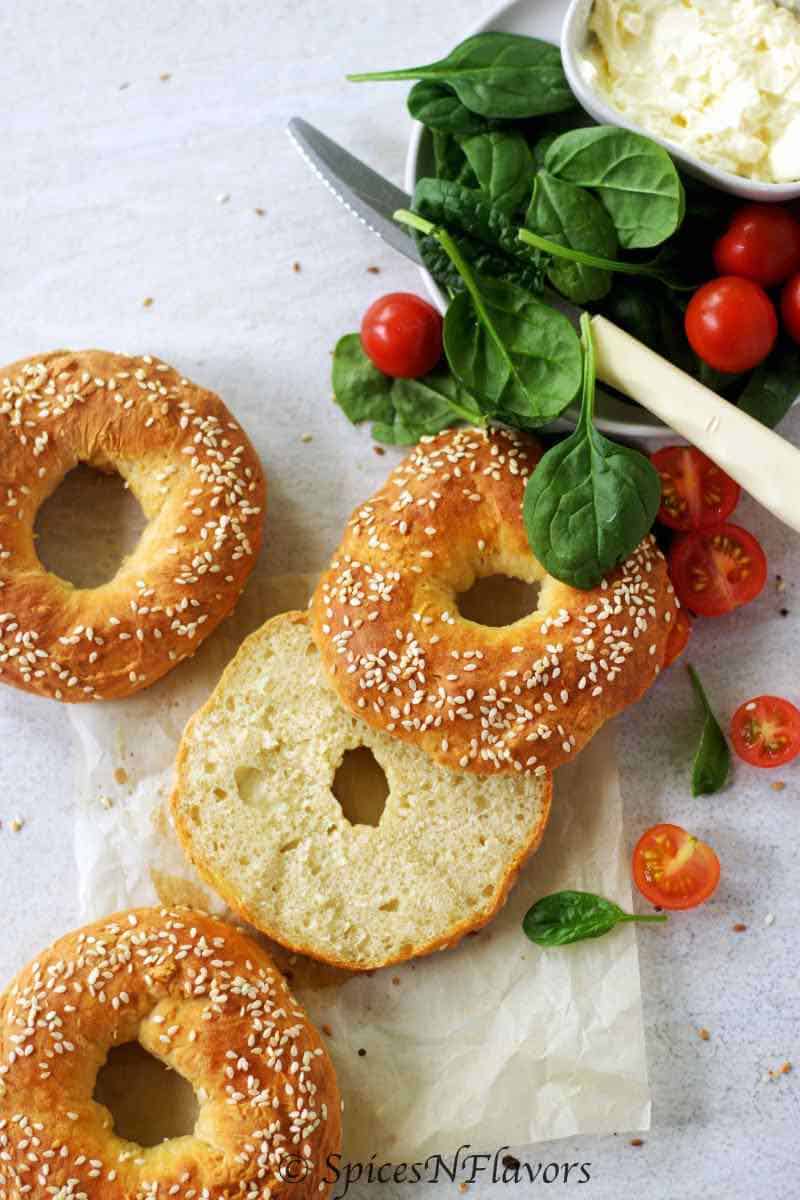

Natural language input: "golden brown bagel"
[0,350,265,701]
[0,907,341,1199]
[311,426,678,776]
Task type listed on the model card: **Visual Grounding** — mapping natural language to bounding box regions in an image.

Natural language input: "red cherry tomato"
[713,204,800,287]
[780,273,800,344]
[668,523,767,617]
[360,292,443,379]
[663,606,692,669]
[730,695,800,769]
[685,277,777,374]
[633,823,720,911]
[650,445,741,532]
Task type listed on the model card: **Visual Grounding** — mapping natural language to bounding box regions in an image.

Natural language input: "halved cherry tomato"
[360,292,443,379]
[685,276,777,374]
[713,204,800,287]
[668,523,767,617]
[663,606,691,668]
[633,823,720,911]
[730,695,800,769]
[650,445,741,532]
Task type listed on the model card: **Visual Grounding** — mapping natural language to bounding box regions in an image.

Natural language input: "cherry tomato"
[713,204,800,287]
[685,277,778,374]
[668,523,767,618]
[780,272,800,344]
[633,823,720,911]
[650,445,741,532]
[730,695,800,769]
[663,606,691,668]
[360,292,443,379]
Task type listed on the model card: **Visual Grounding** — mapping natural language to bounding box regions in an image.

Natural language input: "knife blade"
[287,117,423,266]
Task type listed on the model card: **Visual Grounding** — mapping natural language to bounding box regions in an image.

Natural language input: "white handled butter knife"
[287,117,800,534]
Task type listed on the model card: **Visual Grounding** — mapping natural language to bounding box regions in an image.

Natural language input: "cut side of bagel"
[171,612,551,971]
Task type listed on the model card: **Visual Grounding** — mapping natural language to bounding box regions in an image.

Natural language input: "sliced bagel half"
[171,612,551,971]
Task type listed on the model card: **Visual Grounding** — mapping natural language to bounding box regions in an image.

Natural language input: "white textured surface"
[1,1,798,1196]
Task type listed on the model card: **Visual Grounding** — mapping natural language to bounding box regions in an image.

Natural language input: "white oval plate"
[404,0,691,440]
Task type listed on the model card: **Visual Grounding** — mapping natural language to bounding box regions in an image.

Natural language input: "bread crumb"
[733,922,748,932]
[114,767,128,786]
[629,1138,644,1147]
[698,1028,711,1041]
[321,1024,333,1037]
[142,297,154,308]
[357,1048,366,1057]
[459,1184,469,1193]
[300,433,313,444]
[10,818,23,833]
[373,446,386,456]
[100,795,114,810]
[771,781,786,791]
[767,1061,792,1081]
[292,261,302,273]
[160,72,171,81]
[367,265,381,274]
[391,975,400,986]
[254,208,266,217]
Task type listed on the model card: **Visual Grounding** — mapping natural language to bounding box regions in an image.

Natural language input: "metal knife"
[287,116,800,534]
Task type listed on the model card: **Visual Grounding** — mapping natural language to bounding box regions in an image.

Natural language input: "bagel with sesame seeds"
[310,426,679,777]
[0,906,341,1200]
[170,612,552,971]
[0,350,265,701]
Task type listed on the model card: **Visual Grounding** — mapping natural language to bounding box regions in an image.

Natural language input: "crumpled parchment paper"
[70,573,650,1160]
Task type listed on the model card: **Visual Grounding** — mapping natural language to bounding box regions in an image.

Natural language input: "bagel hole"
[456,575,542,627]
[332,747,388,828]
[93,1041,199,1147]
[35,463,147,588]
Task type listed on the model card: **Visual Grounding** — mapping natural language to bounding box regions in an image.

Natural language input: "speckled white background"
[2,1,798,1196]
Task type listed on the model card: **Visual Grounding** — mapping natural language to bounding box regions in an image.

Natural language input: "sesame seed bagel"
[0,350,265,701]
[171,612,552,971]
[311,426,678,777]
[0,907,341,1200]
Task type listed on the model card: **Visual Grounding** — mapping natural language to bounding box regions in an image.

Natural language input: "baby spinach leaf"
[737,337,800,429]
[460,130,535,216]
[687,665,731,797]
[523,890,668,947]
[525,171,618,303]
[417,229,544,296]
[349,32,577,119]
[444,274,583,424]
[430,132,477,187]
[332,333,482,445]
[522,314,661,589]
[407,80,488,134]
[544,126,685,249]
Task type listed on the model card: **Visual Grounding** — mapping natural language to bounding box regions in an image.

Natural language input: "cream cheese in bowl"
[579,0,800,184]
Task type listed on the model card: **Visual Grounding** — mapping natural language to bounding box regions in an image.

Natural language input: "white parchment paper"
[70,573,650,1160]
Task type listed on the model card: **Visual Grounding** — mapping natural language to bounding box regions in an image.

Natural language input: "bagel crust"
[0,350,265,701]
[311,426,679,776]
[0,907,341,1200]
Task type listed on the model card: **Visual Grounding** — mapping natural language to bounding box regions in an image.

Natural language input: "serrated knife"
[287,116,800,534]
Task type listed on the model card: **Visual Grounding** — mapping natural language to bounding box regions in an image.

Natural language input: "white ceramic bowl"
[561,0,800,203]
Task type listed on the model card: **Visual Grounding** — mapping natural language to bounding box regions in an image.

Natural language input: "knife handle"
[591,315,800,535]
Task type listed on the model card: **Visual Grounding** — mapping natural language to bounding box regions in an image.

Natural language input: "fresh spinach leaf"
[349,33,577,119]
[737,337,800,429]
[531,131,559,171]
[544,125,685,249]
[332,333,482,445]
[687,664,731,796]
[522,313,661,588]
[430,132,477,187]
[523,890,668,947]
[460,130,535,216]
[526,170,618,303]
[443,274,583,424]
[417,229,543,296]
[407,80,488,134]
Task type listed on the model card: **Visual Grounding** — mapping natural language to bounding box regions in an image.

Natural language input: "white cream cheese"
[582,0,800,182]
